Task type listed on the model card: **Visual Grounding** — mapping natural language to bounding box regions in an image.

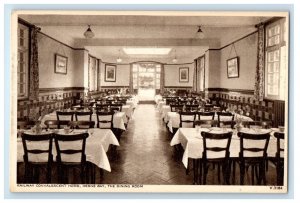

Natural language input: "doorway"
[132,63,161,102]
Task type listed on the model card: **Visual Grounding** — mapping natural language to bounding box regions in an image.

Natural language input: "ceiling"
[20,12,273,64]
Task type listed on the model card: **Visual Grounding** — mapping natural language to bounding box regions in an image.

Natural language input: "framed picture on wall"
[54,54,68,74]
[179,67,189,82]
[227,57,239,78]
[105,64,116,82]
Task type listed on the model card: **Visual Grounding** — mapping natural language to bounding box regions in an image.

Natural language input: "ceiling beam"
[74,38,220,48]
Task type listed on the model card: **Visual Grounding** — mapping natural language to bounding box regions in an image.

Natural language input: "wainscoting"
[204,88,285,127]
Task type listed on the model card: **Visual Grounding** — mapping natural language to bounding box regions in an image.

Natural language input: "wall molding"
[39,87,88,93]
[205,88,254,95]
[165,86,193,88]
[101,86,130,88]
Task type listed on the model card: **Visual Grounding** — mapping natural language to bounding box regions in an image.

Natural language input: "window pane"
[274,50,280,61]
[268,63,274,73]
[268,52,274,62]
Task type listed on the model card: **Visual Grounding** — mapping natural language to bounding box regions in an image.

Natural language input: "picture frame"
[179,67,189,82]
[54,54,68,74]
[105,64,116,82]
[227,56,239,78]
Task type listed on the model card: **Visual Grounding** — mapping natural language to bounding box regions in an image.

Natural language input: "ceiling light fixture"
[172,49,178,63]
[83,25,95,39]
[196,26,205,39]
[116,49,122,63]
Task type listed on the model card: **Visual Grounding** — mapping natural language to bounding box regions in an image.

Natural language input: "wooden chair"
[54,132,90,184]
[75,111,93,121]
[110,104,123,112]
[237,132,270,185]
[44,120,70,129]
[200,131,233,185]
[69,121,95,129]
[96,111,114,129]
[179,112,196,128]
[185,104,199,112]
[242,121,272,129]
[170,104,183,112]
[193,120,218,128]
[217,112,234,127]
[271,132,285,185]
[219,120,236,129]
[56,111,74,129]
[198,112,215,121]
[95,104,110,112]
[21,133,53,183]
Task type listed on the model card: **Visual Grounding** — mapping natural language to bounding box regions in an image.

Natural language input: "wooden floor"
[17,104,279,185]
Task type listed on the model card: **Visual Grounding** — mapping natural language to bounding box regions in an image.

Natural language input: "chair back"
[44,120,70,129]
[185,104,199,112]
[110,104,123,112]
[21,132,53,163]
[274,132,284,159]
[54,132,89,164]
[217,112,234,126]
[75,111,93,121]
[242,121,272,129]
[198,112,215,121]
[96,111,114,129]
[179,112,196,128]
[201,131,233,159]
[96,104,110,112]
[219,120,236,129]
[194,120,218,128]
[170,104,183,112]
[56,111,74,122]
[237,132,270,159]
[69,121,95,129]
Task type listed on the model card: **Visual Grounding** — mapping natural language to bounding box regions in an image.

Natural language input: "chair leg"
[240,163,245,185]
[193,159,197,184]
[198,159,202,185]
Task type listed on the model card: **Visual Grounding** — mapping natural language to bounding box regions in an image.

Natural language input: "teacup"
[278,126,285,132]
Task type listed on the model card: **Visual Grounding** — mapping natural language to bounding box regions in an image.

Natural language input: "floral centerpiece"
[28,108,48,133]
[234,107,244,132]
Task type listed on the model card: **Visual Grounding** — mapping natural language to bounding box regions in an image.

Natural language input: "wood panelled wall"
[205,88,285,127]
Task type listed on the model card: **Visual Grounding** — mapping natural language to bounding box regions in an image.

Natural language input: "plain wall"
[100,63,130,86]
[164,63,194,87]
[205,50,221,88]
[38,33,84,88]
[219,33,258,90]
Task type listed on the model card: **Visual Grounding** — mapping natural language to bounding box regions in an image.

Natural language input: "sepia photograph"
[10,9,289,193]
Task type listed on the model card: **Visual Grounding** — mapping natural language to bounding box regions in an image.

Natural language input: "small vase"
[35,121,42,134]
[236,125,242,132]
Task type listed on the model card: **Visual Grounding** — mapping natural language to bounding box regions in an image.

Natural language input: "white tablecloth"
[42,111,127,130]
[154,95,163,104]
[157,101,166,112]
[17,128,119,172]
[126,96,138,109]
[166,112,253,133]
[170,128,279,168]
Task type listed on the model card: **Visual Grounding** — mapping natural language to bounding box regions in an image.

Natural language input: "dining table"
[166,111,254,133]
[42,110,127,130]
[170,127,281,169]
[17,128,120,172]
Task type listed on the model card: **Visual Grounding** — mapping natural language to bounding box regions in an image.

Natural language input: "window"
[265,19,287,100]
[17,23,30,99]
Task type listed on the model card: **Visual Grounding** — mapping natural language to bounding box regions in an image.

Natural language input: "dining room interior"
[14,11,288,188]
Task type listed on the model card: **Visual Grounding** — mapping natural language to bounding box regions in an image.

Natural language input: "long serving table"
[170,127,280,169]
[165,111,254,133]
[17,128,120,172]
[42,111,127,131]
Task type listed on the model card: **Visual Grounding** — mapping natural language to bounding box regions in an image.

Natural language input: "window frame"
[264,18,287,100]
[17,20,31,100]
